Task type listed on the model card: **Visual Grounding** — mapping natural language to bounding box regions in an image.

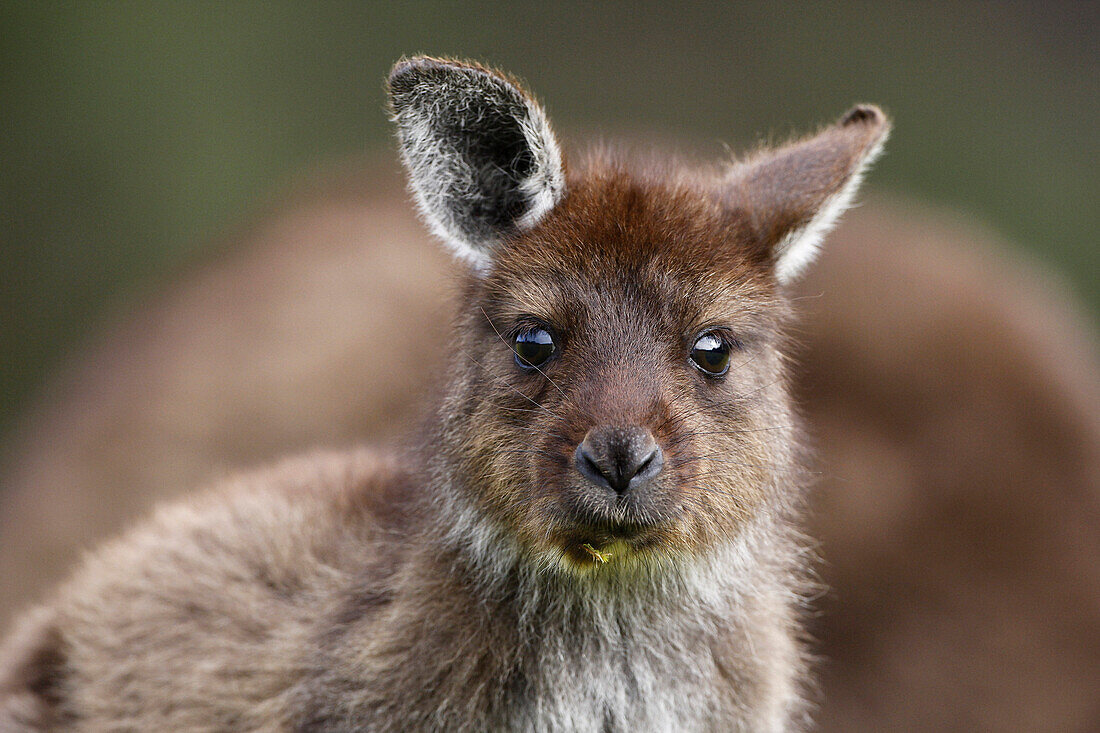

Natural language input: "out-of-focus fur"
[797,208,1100,731]
[1,109,1097,733]
[0,161,453,629]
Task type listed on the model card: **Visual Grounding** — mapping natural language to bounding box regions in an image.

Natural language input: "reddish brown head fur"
[442,155,798,571]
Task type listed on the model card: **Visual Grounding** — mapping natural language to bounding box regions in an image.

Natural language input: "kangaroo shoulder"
[0,447,415,730]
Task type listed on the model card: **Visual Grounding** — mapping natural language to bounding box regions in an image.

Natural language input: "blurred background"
[1,1,1096,441]
[1,3,1098,731]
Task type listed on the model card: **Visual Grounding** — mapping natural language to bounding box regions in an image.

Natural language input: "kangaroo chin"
[0,56,888,731]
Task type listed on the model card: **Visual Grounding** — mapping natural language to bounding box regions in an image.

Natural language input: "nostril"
[574,428,664,495]
[629,446,663,490]
[575,444,614,491]
[582,451,605,480]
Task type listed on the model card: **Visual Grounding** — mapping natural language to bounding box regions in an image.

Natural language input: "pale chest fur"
[297,540,803,732]
[494,622,769,732]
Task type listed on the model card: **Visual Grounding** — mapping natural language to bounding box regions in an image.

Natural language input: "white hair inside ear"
[728,104,890,285]
[513,112,565,233]
[774,132,887,283]
[388,57,565,272]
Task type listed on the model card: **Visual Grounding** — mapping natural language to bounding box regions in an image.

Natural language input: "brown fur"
[444,156,792,566]
[797,208,1100,732]
[0,60,890,730]
[0,159,453,628]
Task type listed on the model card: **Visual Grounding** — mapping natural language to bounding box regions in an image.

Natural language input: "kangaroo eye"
[689,331,732,377]
[514,327,555,370]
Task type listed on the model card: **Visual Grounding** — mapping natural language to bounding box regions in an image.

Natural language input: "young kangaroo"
[0,57,887,731]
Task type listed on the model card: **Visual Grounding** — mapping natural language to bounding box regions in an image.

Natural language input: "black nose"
[574,426,663,495]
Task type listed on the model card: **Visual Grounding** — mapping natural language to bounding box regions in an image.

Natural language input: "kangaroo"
[0,57,888,730]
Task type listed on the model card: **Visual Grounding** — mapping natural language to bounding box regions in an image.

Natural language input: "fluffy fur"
[0,57,889,731]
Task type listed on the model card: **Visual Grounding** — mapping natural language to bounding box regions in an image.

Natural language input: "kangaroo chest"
[501,625,735,732]
[297,593,766,732]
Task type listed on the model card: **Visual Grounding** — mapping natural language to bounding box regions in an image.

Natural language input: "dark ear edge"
[0,607,69,729]
[731,104,891,283]
[387,56,565,270]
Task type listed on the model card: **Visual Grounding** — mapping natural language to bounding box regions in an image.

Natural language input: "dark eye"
[514,327,555,370]
[689,331,732,377]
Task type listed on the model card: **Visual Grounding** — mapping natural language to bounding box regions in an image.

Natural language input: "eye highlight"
[689,331,734,377]
[514,327,555,370]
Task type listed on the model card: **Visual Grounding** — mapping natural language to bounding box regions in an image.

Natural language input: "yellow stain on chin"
[581,543,612,564]
[553,539,654,575]
[577,539,638,569]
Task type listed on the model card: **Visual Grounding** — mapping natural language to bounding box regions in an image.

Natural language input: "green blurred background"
[1,1,1096,441]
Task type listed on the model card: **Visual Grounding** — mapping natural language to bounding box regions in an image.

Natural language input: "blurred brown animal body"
[799,208,1100,731]
[1,61,1097,730]
[0,58,891,730]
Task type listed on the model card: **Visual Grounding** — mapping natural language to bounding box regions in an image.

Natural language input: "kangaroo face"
[453,175,793,570]
[389,57,887,573]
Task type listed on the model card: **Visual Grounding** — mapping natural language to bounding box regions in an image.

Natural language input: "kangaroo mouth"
[546,492,683,569]
[585,520,650,540]
[556,519,668,568]
[567,510,659,539]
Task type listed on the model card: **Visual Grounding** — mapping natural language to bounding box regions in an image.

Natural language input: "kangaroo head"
[389,57,888,575]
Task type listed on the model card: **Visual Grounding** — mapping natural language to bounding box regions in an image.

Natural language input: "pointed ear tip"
[840,104,889,130]
[389,55,484,89]
[387,56,520,100]
[388,56,442,87]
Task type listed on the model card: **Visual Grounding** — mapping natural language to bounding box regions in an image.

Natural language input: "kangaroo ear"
[729,105,890,284]
[388,57,566,270]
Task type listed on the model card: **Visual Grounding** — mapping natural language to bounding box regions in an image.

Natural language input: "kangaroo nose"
[574,426,663,495]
